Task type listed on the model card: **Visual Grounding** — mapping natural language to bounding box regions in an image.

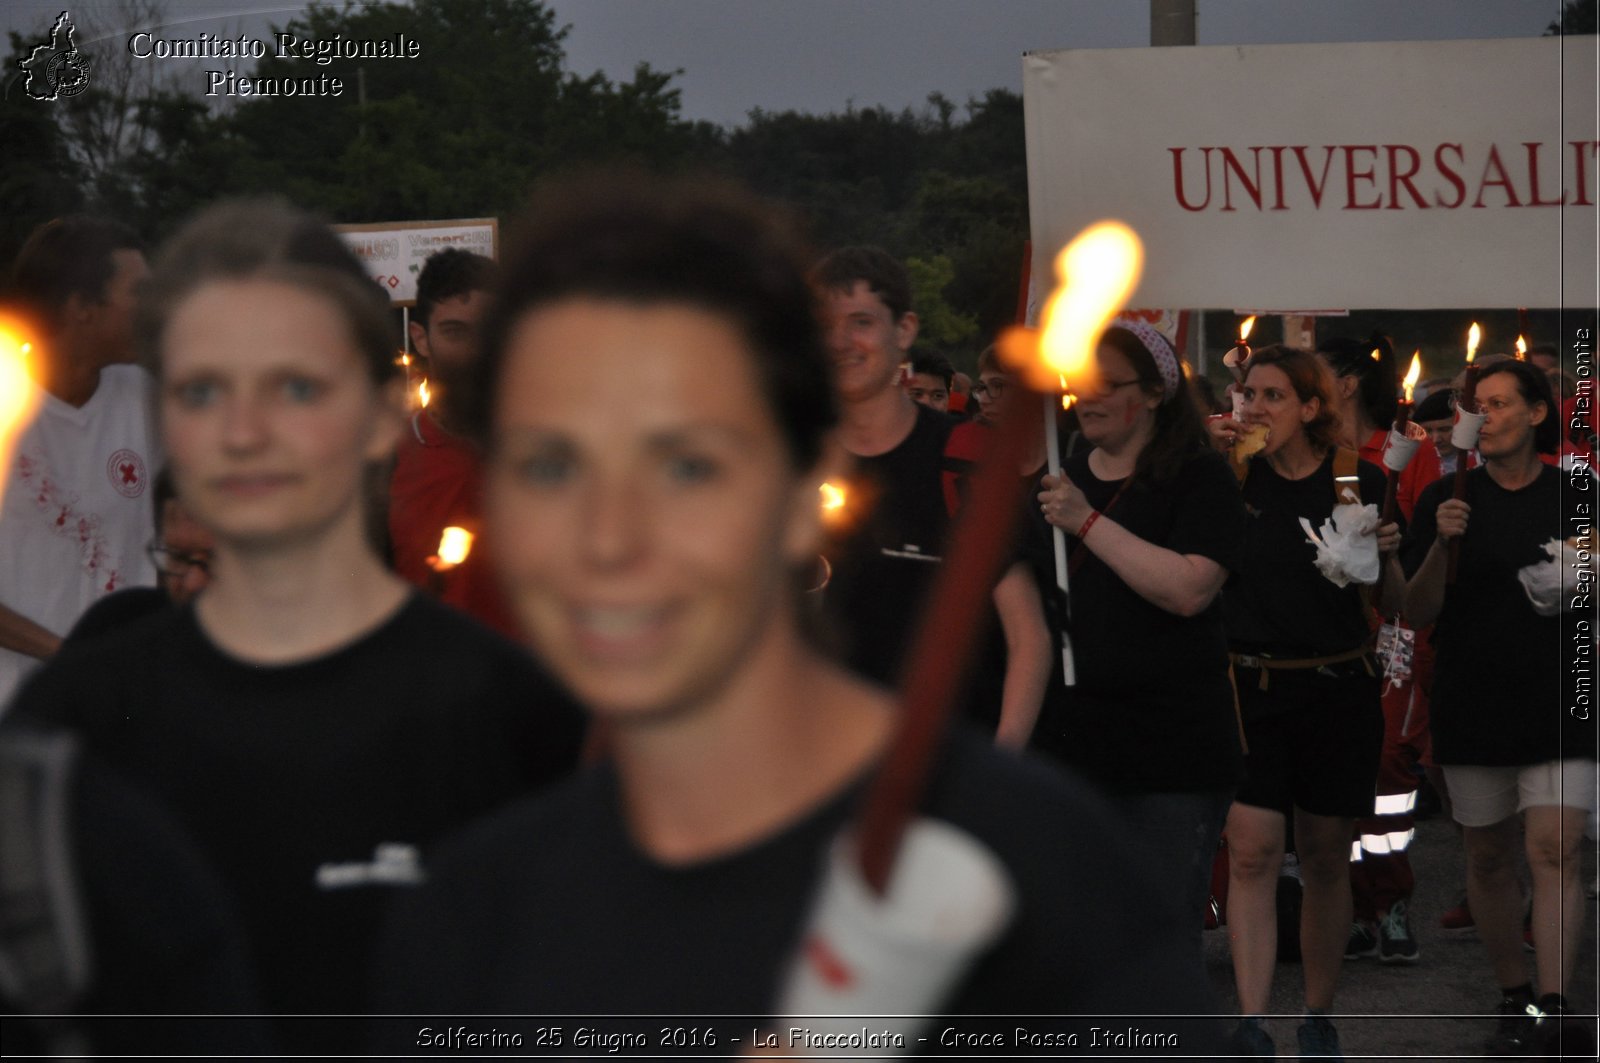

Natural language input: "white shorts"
[1443,759,1599,828]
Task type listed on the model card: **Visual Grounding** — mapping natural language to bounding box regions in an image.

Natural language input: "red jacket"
[388,411,520,639]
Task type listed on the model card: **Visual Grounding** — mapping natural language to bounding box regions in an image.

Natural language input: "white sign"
[334,218,498,305]
[1022,37,1598,309]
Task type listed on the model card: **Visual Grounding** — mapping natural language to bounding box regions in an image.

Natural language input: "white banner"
[1022,36,1598,309]
[334,218,499,305]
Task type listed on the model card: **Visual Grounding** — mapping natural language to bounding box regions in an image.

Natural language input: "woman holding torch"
[1210,344,1403,1058]
[1034,323,1245,961]
[375,172,1216,1038]
[1402,360,1594,1056]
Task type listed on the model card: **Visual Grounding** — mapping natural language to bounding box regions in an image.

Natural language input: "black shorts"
[1233,663,1383,819]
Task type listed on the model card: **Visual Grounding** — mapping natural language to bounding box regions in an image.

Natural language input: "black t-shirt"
[822,406,958,685]
[376,727,1221,1046]
[63,587,169,645]
[9,593,586,1051]
[1402,464,1588,765]
[1223,451,1390,656]
[1052,447,1245,794]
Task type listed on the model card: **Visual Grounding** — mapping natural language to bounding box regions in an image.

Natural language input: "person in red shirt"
[388,249,518,637]
[1318,334,1442,968]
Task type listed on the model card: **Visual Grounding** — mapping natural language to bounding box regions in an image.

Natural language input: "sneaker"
[1344,920,1378,960]
[1297,1014,1343,1059]
[1231,1017,1275,1057]
[1485,993,1536,1055]
[1439,897,1475,933]
[1378,900,1420,964]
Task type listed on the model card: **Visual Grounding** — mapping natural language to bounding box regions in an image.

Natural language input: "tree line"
[2,0,1025,363]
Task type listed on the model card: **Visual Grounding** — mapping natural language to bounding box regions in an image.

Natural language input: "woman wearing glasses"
[10,200,585,1053]
[1034,324,1246,965]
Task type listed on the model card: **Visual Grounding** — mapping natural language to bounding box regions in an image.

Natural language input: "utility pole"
[1150,0,1195,47]
[1150,2,1202,367]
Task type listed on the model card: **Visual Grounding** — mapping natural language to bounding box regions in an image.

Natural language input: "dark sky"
[6,0,1560,127]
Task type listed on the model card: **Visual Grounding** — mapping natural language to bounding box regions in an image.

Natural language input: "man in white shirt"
[0,217,158,709]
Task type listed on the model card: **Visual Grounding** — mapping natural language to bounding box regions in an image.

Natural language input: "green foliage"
[721,91,1028,358]
[906,254,978,350]
[5,0,1028,350]
[1546,0,1597,34]
[223,0,704,222]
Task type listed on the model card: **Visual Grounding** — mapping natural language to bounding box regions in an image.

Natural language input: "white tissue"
[1299,502,1381,587]
[1517,539,1593,616]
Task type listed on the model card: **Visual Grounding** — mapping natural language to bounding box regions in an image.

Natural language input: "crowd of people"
[0,172,1593,1061]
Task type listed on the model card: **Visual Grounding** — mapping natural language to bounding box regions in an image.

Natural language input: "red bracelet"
[1077,509,1101,540]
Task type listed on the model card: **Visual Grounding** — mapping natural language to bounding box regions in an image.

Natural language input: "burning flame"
[436,526,474,568]
[1515,335,1527,361]
[0,321,43,510]
[819,481,846,512]
[398,353,411,367]
[1062,394,1076,411]
[1369,348,1381,362]
[998,222,1144,391]
[417,378,431,409]
[1402,352,1422,403]
[1466,322,1481,364]
[1239,316,1256,343]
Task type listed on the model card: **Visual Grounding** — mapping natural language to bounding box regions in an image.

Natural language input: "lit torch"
[1515,335,1528,362]
[819,481,845,513]
[1375,353,1424,604]
[425,525,474,595]
[1224,316,1256,417]
[416,378,431,411]
[854,220,1143,893]
[1448,323,1483,581]
[997,223,1142,690]
[0,320,43,511]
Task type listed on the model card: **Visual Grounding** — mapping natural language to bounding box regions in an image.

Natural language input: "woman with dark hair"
[376,172,1216,1035]
[1403,359,1594,1056]
[1034,323,1245,961]
[9,200,585,1053]
[1318,334,1441,521]
[1209,344,1403,1058]
[1320,334,1442,965]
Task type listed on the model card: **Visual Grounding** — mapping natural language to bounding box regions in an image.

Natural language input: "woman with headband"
[1035,322,1246,964]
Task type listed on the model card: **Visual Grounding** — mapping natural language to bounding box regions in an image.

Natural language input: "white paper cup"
[777,818,1016,1044]
[1383,428,1421,472]
[1452,406,1486,451]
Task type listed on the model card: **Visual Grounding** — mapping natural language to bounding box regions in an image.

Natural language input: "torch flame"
[1402,352,1422,403]
[436,526,474,568]
[1369,348,1381,362]
[1466,322,1481,364]
[819,481,845,512]
[0,321,43,510]
[1062,394,1076,411]
[1240,316,1256,343]
[1515,335,1527,361]
[399,353,411,367]
[997,222,1144,391]
[417,379,431,409]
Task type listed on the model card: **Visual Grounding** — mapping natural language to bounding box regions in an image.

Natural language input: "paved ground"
[1200,815,1598,1060]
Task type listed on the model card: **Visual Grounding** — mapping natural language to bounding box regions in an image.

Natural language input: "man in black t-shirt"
[811,247,1051,748]
[1402,360,1596,1056]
